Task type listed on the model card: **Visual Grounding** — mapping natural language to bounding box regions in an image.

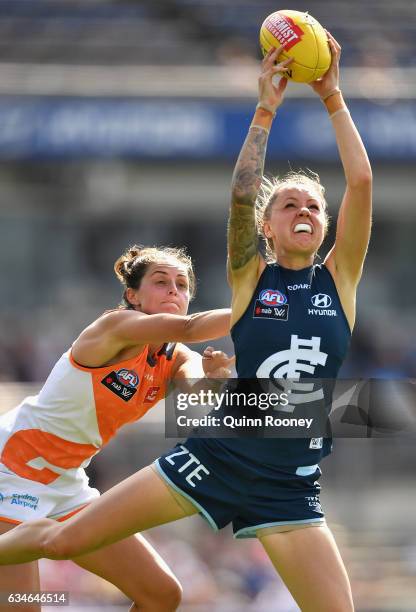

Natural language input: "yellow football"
[260,10,331,83]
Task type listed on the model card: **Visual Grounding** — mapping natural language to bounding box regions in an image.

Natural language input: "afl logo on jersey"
[259,289,287,306]
[311,293,332,308]
[116,369,139,389]
[102,368,139,402]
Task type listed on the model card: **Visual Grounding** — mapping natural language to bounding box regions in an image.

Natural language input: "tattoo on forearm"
[228,127,268,270]
[231,128,268,202]
[228,206,259,270]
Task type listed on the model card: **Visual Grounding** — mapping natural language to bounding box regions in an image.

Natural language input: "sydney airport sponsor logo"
[11,493,39,511]
[259,288,287,306]
[308,293,337,317]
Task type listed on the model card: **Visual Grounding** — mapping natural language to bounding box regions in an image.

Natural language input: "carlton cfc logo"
[259,289,287,306]
[116,369,139,388]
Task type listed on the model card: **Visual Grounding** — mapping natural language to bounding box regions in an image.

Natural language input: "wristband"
[256,102,276,117]
[321,88,341,102]
[329,108,350,120]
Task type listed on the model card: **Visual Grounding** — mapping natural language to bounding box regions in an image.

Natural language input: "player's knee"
[158,574,182,610]
[136,573,182,611]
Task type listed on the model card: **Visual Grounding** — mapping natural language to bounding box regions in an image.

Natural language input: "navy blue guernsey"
[198,263,351,468]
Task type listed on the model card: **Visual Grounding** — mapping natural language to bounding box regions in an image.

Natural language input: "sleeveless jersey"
[0,343,176,489]
[200,263,351,468]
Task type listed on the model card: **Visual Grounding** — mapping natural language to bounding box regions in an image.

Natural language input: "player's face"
[263,185,326,259]
[132,262,191,315]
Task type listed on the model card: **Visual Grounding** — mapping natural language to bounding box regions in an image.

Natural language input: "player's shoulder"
[100,308,144,321]
[229,252,266,285]
[95,308,147,329]
[74,309,141,347]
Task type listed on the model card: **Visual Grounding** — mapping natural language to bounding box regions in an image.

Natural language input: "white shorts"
[0,469,100,524]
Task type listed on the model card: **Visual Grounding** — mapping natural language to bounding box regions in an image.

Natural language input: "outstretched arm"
[228,47,291,283]
[316,33,372,288]
[103,308,231,346]
[71,308,231,367]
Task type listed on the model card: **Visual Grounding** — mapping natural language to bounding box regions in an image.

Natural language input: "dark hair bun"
[113,244,143,283]
[114,244,196,303]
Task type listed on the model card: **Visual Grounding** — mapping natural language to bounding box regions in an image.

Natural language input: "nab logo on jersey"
[259,289,287,306]
[101,368,139,402]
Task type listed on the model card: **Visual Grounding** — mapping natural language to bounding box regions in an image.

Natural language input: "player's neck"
[276,253,314,271]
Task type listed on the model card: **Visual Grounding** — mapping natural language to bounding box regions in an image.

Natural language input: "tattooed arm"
[228,47,292,325]
[228,126,268,273]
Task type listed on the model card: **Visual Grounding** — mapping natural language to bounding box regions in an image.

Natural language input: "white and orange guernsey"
[0,343,176,523]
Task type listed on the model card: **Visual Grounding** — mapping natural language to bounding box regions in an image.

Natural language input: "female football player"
[0,32,371,612]
[0,244,231,612]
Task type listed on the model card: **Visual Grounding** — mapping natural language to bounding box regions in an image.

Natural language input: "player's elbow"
[230,185,258,207]
[349,167,372,190]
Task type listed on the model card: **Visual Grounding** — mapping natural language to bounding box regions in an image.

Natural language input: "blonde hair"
[255,170,329,262]
[114,245,196,308]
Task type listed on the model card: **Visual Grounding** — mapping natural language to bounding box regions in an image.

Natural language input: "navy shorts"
[155,438,324,539]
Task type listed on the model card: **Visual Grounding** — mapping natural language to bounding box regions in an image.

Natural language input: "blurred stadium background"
[0,1,415,610]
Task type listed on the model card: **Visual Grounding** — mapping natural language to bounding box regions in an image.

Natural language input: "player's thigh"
[72,534,181,610]
[0,522,41,612]
[258,524,354,612]
[54,465,198,558]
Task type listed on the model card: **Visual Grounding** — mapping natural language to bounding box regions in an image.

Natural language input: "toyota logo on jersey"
[259,289,287,306]
[116,369,139,388]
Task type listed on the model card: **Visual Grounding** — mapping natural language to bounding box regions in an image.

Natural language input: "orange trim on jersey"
[56,503,89,522]
[0,516,20,525]
[0,505,89,526]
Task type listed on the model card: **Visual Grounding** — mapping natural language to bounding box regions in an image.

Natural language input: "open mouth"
[293,223,313,234]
